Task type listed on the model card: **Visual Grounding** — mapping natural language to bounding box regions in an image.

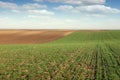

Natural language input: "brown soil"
[0,30,74,44]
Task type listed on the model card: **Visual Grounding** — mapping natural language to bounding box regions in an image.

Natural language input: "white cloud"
[22,3,47,10]
[34,0,44,2]
[76,5,120,14]
[48,0,82,4]
[0,1,54,16]
[55,5,120,14]
[86,14,105,17]
[54,5,79,13]
[0,1,47,10]
[0,1,18,9]
[34,0,106,5]
[54,5,74,11]
[11,10,20,13]
[80,0,106,4]
[27,10,54,16]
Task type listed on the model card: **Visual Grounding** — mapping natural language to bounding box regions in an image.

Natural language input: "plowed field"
[0,30,73,44]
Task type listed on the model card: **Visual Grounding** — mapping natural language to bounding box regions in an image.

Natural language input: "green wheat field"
[0,30,120,80]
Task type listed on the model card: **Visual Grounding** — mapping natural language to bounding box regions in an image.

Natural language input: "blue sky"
[0,0,120,29]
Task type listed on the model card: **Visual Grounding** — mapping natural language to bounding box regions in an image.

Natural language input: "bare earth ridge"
[0,30,74,44]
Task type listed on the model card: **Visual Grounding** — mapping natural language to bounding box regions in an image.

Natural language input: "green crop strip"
[0,30,120,80]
